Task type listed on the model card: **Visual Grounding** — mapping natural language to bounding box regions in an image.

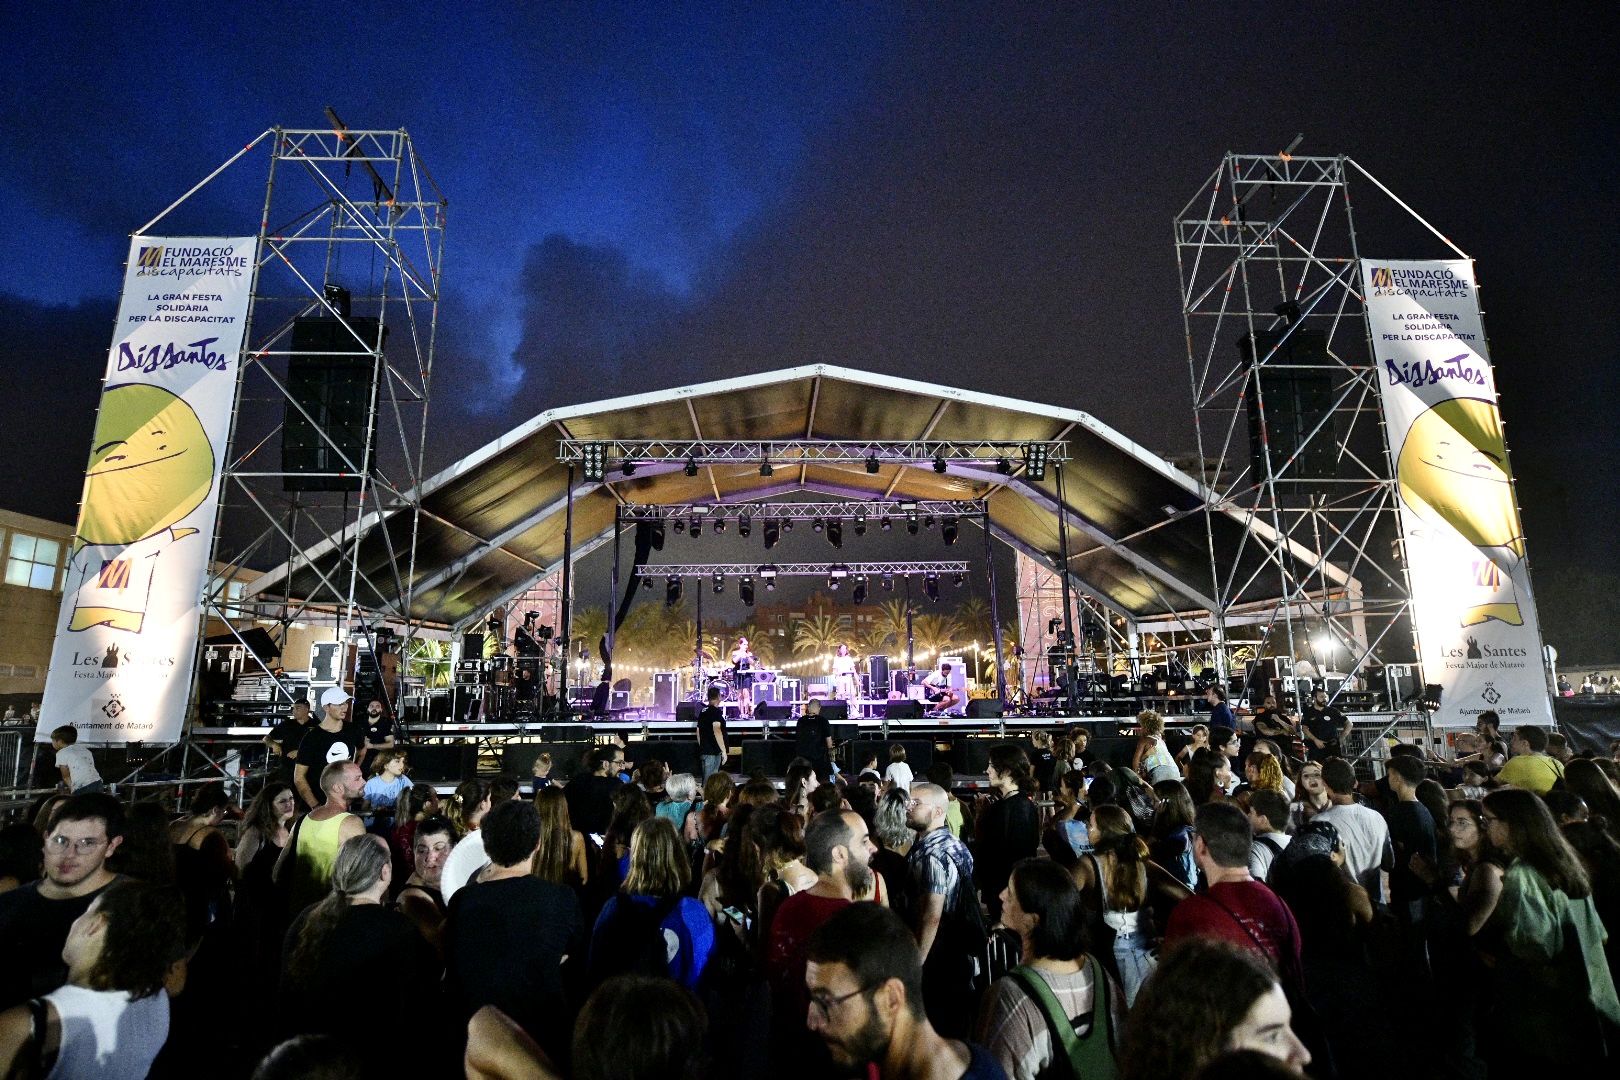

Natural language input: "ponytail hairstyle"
[988,743,1036,797]
[1091,804,1149,911]
[446,778,490,839]
[288,834,389,987]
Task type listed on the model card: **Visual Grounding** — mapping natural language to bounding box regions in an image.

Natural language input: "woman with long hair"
[235,782,298,977]
[976,858,1126,1079]
[588,817,715,989]
[1184,747,1229,807]
[1045,769,1092,862]
[1077,804,1156,1004]
[1243,754,1287,797]
[1131,711,1182,784]
[1149,780,1198,892]
[975,743,1041,920]
[1480,788,1620,1068]
[782,760,818,819]
[532,786,590,889]
[446,778,491,841]
[1119,938,1311,1080]
[598,785,653,896]
[696,771,735,846]
[280,834,435,1036]
[1565,757,1620,827]
[749,806,815,947]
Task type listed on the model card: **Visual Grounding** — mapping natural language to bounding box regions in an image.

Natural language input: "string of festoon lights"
[600,650,952,677]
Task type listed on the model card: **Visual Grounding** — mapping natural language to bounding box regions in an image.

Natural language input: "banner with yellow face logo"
[1363,259,1553,727]
[38,237,256,745]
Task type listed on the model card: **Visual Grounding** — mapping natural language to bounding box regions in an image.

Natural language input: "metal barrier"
[0,727,34,791]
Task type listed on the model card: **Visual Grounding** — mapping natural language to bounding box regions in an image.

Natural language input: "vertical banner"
[1362,258,1553,727]
[38,236,256,745]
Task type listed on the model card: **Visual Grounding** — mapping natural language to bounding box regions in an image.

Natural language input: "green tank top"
[290,811,353,913]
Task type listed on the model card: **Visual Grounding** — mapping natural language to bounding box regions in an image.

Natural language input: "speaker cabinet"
[675,702,701,727]
[404,743,476,781]
[626,740,702,775]
[965,697,1004,719]
[654,672,679,715]
[1240,316,1337,486]
[757,704,794,723]
[867,654,890,694]
[740,740,803,776]
[500,742,588,781]
[282,316,387,491]
[885,700,924,720]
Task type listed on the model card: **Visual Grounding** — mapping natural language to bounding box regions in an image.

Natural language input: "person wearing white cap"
[293,686,360,810]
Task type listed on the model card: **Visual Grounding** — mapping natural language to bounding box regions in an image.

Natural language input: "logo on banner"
[132,244,249,279]
[1368,266,1394,289]
[101,695,126,719]
[1480,684,1501,705]
[1368,264,1470,299]
[137,246,165,268]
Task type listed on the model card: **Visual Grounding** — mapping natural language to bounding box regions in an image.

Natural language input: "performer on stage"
[921,662,962,717]
[731,636,757,719]
[830,643,859,702]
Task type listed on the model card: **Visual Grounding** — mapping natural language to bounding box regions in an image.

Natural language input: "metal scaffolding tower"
[1174,152,1457,700]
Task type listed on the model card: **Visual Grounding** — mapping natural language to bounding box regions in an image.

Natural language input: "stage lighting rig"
[764,521,781,549]
[941,517,958,545]
[672,520,686,535]
[713,573,724,594]
[924,572,940,603]
[852,574,868,605]
[740,577,755,606]
[684,457,699,477]
[621,460,637,476]
[1022,443,1048,481]
[690,515,702,537]
[826,521,843,548]
[953,572,965,586]
[853,513,866,536]
[933,454,947,474]
[739,514,751,538]
[641,575,653,590]
[881,571,894,590]
[582,442,606,482]
[666,577,682,606]
[996,457,1012,475]
[881,516,892,532]
[866,454,880,474]
[712,518,726,533]
[649,521,665,548]
[907,510,919,535]
[759,460,774,477]
[812,519,824,533]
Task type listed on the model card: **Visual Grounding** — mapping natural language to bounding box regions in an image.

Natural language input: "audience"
[3,713,1618,1079]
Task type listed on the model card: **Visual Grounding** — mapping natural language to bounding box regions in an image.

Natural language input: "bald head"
[906,782,948,832]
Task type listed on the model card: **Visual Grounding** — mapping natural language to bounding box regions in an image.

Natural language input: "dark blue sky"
[1,4,1615,650]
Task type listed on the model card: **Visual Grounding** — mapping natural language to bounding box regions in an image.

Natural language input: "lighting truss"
[618,500,987,522]
[634,561,970,578]
[558,440,1068,468]
[1175,151,1440,693]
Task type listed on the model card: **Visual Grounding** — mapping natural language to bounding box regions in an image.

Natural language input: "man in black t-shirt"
[697,685,727,779]
[1301,688,1350,761]
[795,699,833,780]
[564,745,624,837]
[294,687,362,809]
[0,794,124,1008]
[264,698,312,785]
[446,801,584,1063]
[359,697,396,772]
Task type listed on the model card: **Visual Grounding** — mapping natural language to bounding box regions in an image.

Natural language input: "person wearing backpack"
[588,817,714,990]
[977,859,1125,1080]
[1246,791,1293,883]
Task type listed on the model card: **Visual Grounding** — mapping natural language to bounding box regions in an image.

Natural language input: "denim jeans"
[701,754,724,780]
[1112,929,1156,1007]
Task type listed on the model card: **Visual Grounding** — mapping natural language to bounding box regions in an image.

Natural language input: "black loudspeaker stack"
[282,314,387,491]
[1240,309,1336,488]
[654,672,679,715]
[867,654,890,695]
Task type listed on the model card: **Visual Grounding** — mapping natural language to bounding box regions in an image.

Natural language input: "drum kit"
[692,665,778,702]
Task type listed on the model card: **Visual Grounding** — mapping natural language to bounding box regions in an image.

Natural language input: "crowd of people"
[0,698,1617,1078]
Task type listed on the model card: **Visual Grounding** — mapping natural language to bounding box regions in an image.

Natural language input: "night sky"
[1,5,1615,657]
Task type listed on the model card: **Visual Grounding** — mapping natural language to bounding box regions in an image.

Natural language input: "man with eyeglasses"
[0,793,125,1009]
[804,903,1007,1079]
[904,782,982,1039]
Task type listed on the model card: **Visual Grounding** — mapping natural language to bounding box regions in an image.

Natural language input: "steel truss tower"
[147,123,447,715]
[1175,153,1464,700]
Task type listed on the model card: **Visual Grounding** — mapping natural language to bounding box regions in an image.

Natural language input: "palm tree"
[913,613,964,658]
[571,605,609,660]
[404,637,454,689]
[793,613,843,658]
[954,596,992,643]
[872,599,911,650]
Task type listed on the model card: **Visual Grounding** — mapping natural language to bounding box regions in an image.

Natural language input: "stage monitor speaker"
[850,739,934,774]
[548,724,595,743]
[403,743,476,781]
[953,736,1038,775]
[867,654,890,694]
[674,702,701,727]
[740,740,802,776]
[757,703,794,723]
[1240,313,1337,487]
[461,632,484,661]
[885,700,923,720]
[965,697,1004,719]
[500,742,589,781]
[627,741,702,775]
[610,690,630,712]
[818,701,849,724]
[654,672,679,715]
[282,316,387,491]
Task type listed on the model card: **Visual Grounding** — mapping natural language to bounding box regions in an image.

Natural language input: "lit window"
[5,533,61,591]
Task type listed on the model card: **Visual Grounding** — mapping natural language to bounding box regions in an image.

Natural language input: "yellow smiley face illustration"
[78,383,215,547]
[1396,397,1523,555]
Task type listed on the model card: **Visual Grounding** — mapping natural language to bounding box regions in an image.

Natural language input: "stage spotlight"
[690,516,702,537]
[740,577,755,607]
[812,518,824,533]
[933,454,947,474]
[827,574,840,590]
[738,514,751,538]
[641,575,653,590]
[713,517,727,534]
[996,458,1012,475]
[852,580,868,605]
[942,517,958,545]
[649,521,665,548]
[953,572,965,586]
[684,457,699,477]
[881,571,894,591]
[672,519,686,535]
[783,519,794,532]
[622,460,637,477]
[923,514,935,530]
[853,512,866,536]
[924,573,940,603]
[866,454,880,474]
[759,460,774,477]
[764,521,781,549]
[666,576,682,606]
[713,573,724,594]
[826,521,842,548]
[760,564,778,590]
[906,511,919,535]
[582,442,606,482]
[1023,443,1049,481]
[881,516,892,532]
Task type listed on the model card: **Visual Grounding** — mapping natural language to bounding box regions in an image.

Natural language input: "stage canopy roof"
[250,365,1345,631]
